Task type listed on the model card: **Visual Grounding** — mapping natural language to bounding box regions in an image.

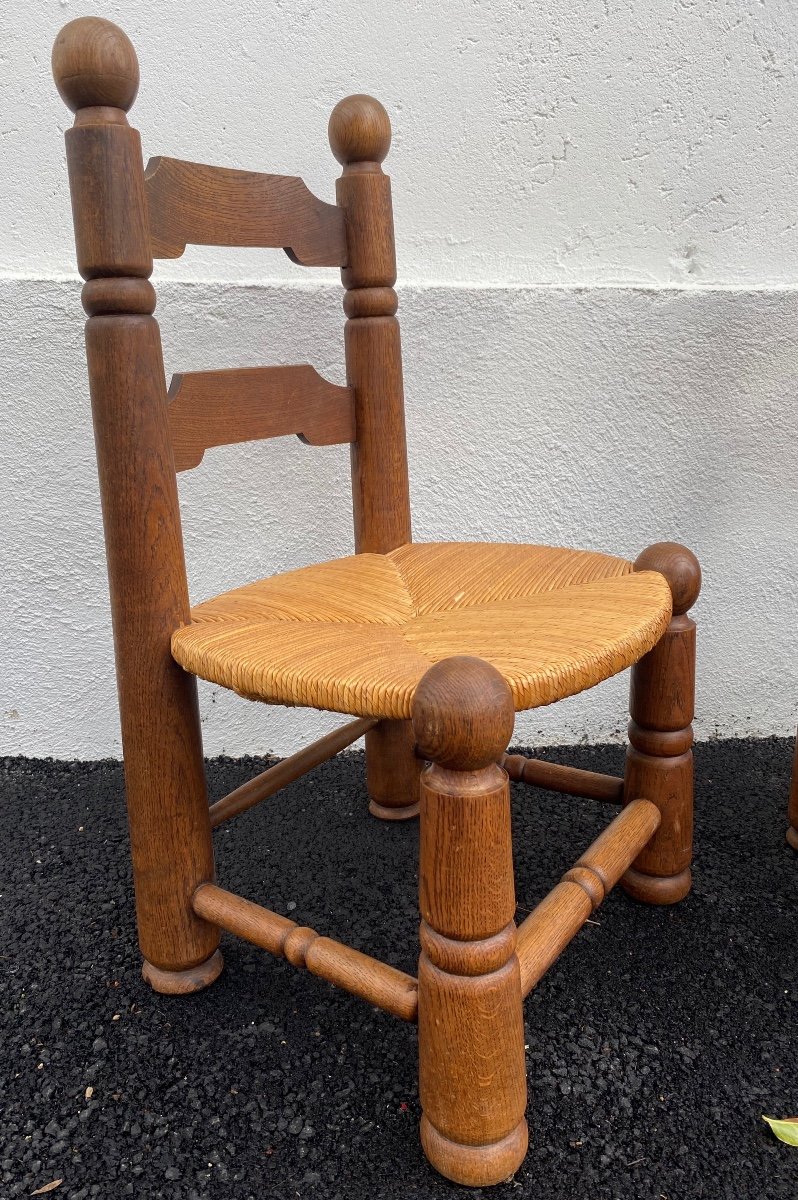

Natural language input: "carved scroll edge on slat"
[144,155,347,266]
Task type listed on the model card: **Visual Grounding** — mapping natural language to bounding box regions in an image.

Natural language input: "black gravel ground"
[2,738,798,1200]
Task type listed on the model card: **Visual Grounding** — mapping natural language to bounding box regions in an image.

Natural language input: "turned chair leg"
[412,657,527,1186]
[622,543,701,905]
[366,719,422,819]
[87,315,221,997]
[49,24,222,998]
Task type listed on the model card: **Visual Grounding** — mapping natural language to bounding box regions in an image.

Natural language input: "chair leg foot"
[787,826,798,851]
[142,948,224,995]
[420,1115,528,1187]
[621,865,692,906]
[367,797,420,820]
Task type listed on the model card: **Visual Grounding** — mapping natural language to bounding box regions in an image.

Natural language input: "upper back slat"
[54,16,412,574]
[145,156,347,266]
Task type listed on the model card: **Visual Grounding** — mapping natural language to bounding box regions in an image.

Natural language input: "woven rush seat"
[171,542,672,718]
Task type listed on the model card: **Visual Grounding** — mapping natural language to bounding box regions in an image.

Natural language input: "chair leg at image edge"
[413,657,528,1187]
[621,542,701,905]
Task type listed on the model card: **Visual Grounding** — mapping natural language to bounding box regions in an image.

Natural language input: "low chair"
[52,17,701,1187]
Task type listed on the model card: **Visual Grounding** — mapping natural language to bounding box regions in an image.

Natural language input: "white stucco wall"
[2,0,798,757]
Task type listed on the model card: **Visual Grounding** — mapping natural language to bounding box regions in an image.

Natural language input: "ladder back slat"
[145,156,347,266]
[167,364,355,472]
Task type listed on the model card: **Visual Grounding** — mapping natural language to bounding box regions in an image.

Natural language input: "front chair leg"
[622,542,701,905]
[412,657,527,1187]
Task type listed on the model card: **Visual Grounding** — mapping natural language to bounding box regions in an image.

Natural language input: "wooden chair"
[52,17,701,1187]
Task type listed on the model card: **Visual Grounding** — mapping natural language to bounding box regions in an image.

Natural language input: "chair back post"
[329,96,412,554]
[52,18,219,986]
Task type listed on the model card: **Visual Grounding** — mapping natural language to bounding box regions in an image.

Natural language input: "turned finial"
[412,657,515,772]
[328,94,391,166]
[635,542,701,615]
[52,17,139,112]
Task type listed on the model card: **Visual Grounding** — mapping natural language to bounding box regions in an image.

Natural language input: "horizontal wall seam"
[3,271,798,296]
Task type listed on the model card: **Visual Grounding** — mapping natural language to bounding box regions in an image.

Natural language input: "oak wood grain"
[329,95,414,821]
[85,307,220,986]
[502,752,624,803]
[365,719,422,819]
[209,717,376,827]
[167,364,355,471]
[52,15,139,113]
[516,798,661,995]
[54,23,704,1188]
[54,21,220,995]
[413,658,527,1186]
[65,120,152,280]
[622,543,700,905]
[145,156,346,266]
[193,883,418,1021]
[329,96,411,556]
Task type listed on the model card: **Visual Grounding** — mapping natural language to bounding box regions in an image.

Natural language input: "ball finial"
[52,17,139,113]
[412,657,515,772]
[635,542,701,615]
[328,94,391,166]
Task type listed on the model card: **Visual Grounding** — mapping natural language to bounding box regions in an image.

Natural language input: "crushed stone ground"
[2,739,797,1199]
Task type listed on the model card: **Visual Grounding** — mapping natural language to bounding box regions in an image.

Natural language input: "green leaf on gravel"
[763,1116,798,1146]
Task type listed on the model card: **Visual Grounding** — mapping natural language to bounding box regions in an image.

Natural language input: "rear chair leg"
[366,719,422,819]
[127,664,221,995]
[52,22,222,994]
[412,657,528,1187]
[622,542,701,905]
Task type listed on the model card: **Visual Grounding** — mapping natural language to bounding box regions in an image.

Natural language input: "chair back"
[52,16,412,596]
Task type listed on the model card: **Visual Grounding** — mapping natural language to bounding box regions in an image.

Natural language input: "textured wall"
[10,0,798,287]
[2,0,798,757]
